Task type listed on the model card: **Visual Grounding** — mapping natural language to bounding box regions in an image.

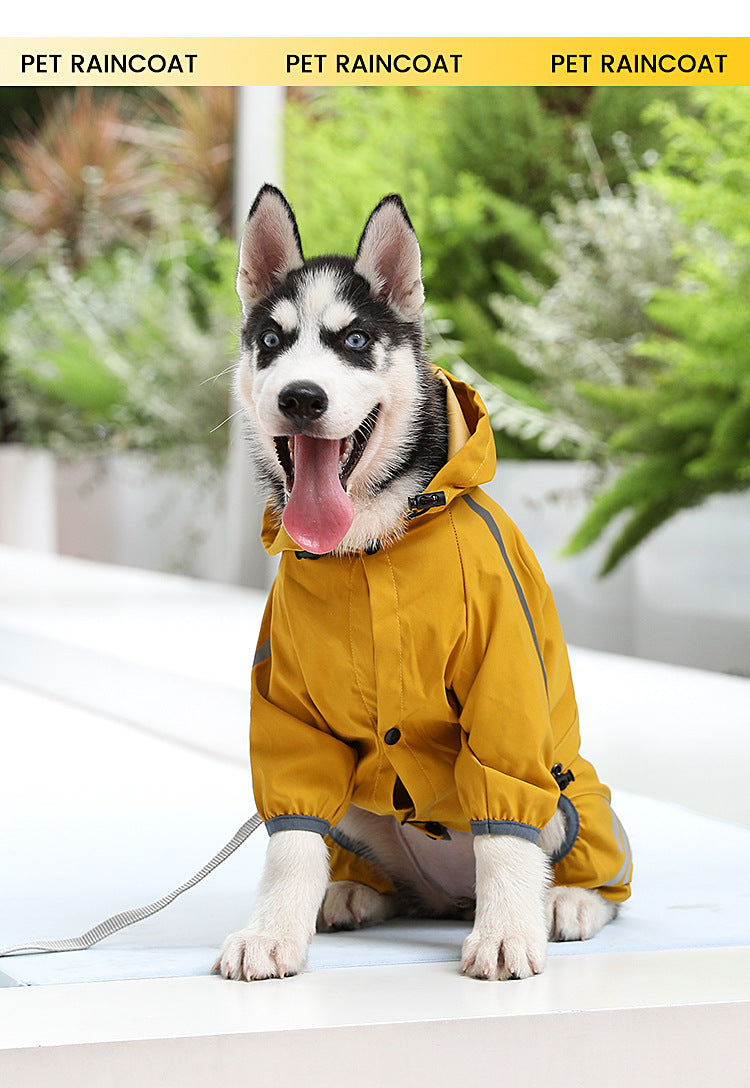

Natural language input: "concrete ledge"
[2,951,749,1088]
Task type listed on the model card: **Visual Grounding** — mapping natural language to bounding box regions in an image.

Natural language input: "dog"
[216,186,632,982]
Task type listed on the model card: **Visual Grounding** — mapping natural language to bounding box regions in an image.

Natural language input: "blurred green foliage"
[438,87,572,216]
[1,199,238,471]
[286,84,750,571]
[0,88,55,165]
[0,88,239,469]
[564,89,750,572]
[3,83,747,572]
[284,85,701,462]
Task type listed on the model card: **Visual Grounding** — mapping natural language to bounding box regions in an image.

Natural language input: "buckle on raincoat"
[551,763,575,791]
[406,491,446,518]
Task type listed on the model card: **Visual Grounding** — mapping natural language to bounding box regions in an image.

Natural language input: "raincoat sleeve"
[451,501,564,841]
[250,586,357,836]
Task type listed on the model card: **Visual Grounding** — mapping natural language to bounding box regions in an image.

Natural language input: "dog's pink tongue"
[282,434,354,554]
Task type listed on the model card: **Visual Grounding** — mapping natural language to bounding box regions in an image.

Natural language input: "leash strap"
[0,813,263,958]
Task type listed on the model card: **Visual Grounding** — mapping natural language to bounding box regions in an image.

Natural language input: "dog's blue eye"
[345,331,369,350]
[261,330,280,349]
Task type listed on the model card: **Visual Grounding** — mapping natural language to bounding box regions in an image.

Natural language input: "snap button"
[384,727,401,745]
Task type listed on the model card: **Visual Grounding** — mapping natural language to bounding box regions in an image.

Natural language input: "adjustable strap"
[0,813,263,958]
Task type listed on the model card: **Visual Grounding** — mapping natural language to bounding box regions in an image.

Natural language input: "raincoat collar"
[261,367,497,555]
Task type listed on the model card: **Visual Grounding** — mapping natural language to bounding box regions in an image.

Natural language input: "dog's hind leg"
[317,880,400,932]
[547,886,618,941]
[538,799,620,941]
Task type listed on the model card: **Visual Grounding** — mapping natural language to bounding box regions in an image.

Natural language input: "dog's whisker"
[201,364,238,386]
[210,408,243,434]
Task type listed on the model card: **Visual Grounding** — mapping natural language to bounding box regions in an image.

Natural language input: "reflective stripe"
[462,494,548,696]
[601,803,633,887]
[253,637,271,668]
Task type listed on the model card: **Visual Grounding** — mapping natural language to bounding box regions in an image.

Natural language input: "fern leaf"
[563,452,683,555]
[598,496,691,575]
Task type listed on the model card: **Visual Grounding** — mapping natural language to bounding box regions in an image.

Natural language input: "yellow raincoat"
[250,369,632,903]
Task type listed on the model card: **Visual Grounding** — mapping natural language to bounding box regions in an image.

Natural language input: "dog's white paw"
[214,928,309,981]
[461,923,547,981]
[547,886,618,942]
[463,833,550,981]
[317,880,397,931]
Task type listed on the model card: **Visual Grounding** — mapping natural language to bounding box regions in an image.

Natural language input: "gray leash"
[0,813,263,957]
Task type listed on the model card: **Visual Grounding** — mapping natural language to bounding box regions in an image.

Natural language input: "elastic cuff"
[469,819,541,844]
[550,794,580,864]
[264,814,331,836]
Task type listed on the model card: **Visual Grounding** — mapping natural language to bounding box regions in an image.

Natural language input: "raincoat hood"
[260,367,497,556]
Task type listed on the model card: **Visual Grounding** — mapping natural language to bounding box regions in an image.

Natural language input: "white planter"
[487,460,750,675]
[0,445,57,551]
[52,451,750,674]
[634,491,750,675]
[56,454,230,582]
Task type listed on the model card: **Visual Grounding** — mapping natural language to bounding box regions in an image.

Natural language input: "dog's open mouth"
[274,404,380,554]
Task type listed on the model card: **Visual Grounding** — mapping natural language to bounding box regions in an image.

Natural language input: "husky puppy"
[216,186,631,982]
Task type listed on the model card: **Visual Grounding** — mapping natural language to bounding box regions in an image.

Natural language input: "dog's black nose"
[278,382,329,425]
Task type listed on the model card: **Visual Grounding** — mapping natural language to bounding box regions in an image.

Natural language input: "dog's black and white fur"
[233,186,448,554]
[216,187,616,982]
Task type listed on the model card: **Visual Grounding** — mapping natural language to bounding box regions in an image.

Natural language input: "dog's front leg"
[216,830,329,981]
[461,835,550,981]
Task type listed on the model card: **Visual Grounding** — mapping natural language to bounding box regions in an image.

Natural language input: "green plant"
[283,87,448,251]
[0,271,28,442]
[0,86,243,469]
[284,88,553,302]
[0,88,54,166]
[492,133,687,462]
[283,87,555,455]
[582,87,698,190]
[439,87,570,217]
[1,198,238,474]
[426,308,592,459]
[0,89,160,271]
[565,89,750,573]
[127,87,237,236]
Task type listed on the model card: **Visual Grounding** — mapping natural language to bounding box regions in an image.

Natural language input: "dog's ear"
[354,195,424,319]
[237,185,304,313]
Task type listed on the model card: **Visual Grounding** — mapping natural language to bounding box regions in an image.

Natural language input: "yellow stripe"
[2,38,748,87]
